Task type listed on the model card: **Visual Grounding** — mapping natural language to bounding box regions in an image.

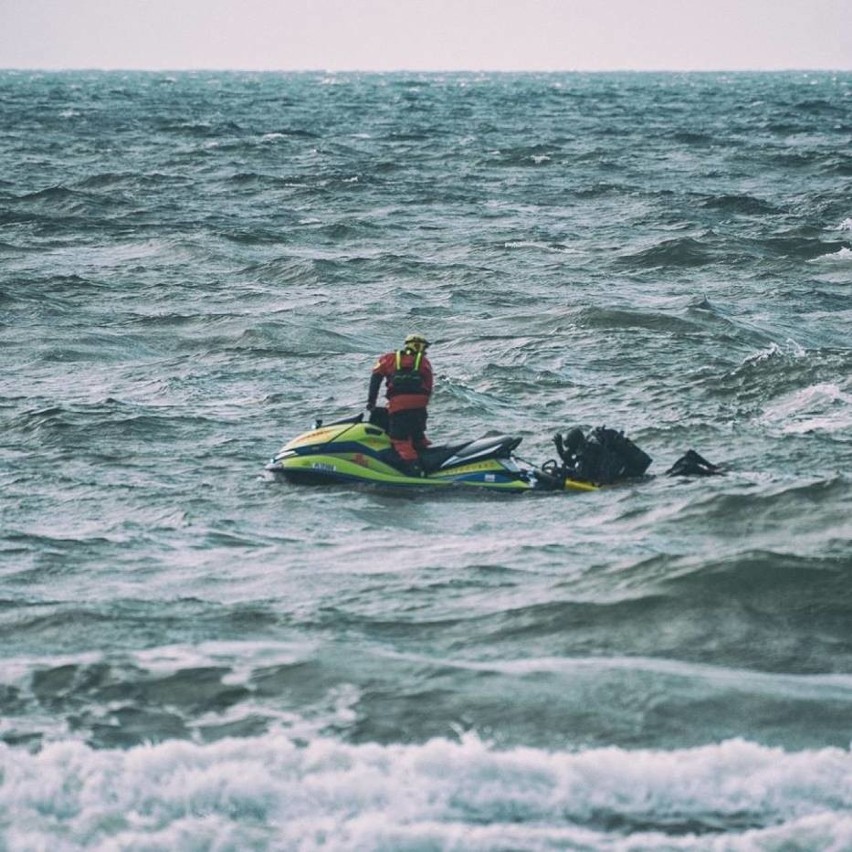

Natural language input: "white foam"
[503,240,580,254]
[0,641,316,687]
[743,339,806,366]
[835,218,852,232]
[812,246,852,262]
[1,734,849,850]
[132,639,316,680]
[759,382,852,435]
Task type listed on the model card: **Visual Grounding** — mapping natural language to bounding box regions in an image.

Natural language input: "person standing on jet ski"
[367,333,433,473]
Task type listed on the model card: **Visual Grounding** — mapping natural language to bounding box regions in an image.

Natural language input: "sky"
[1,0,851,72]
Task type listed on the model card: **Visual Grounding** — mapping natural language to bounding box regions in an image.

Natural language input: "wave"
[671,130,715,146]
[698,194,781,215]
[153,119,246,138]
[225,171,300,188]
[821,154,852,177]
[812,245,852,262]
[695,343,852,409]
[12,185,132,215]
[485,143,561,168]
[573,305,699,334]
[458,547,852,665]
[237,255,323,285]
[503,240,580,255]
[617,237,713,269]
[617,232,848,271]
[1,734,848,850]
[4,609,851,756]
[73,172,136,190]
[656,548,852,631]
[792,98,848,116]
[759,381,852,436]
[763,235,849,260]
[6,400,220,450]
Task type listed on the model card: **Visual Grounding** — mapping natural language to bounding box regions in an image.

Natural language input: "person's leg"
[389,410,419,462]
[412,408,430,449]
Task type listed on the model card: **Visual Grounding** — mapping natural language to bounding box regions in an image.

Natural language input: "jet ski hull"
[265,415,597,493]
[274,451,534,491]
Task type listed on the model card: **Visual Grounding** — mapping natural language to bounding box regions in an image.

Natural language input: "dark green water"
[1,71,851,850]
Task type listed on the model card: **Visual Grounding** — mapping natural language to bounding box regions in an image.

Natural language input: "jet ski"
[265,411,598,492]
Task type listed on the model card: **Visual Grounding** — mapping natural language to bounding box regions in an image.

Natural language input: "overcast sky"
[1,0,850,72]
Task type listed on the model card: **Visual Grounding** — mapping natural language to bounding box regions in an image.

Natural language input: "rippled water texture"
[1,71,851,850]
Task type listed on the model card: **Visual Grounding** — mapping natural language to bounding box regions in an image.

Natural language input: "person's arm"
[421,358,434,397]
[368,355,388,408]
[367,371,383,409]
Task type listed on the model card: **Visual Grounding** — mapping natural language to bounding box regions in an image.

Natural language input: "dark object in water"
[554,426,653,485]
[553,427,722,485]
[666,449,722,477]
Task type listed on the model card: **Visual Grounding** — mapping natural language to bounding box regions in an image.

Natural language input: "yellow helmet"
[404,333,430,351]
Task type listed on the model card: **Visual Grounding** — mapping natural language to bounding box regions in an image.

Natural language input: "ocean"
[1,70,850,850]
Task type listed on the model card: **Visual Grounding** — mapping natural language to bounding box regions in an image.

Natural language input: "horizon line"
[3,66,851,75]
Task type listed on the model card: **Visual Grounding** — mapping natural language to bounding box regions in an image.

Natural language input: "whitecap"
[503,240,580,254]
[759,382,852,435]
[742,339,806,365]
[810,245,852,262]
[1,734,849,850]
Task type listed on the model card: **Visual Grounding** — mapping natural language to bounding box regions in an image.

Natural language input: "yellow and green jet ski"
[265,412,598,493]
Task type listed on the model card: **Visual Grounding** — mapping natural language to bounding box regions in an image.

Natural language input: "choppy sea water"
[1,70,851,850]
